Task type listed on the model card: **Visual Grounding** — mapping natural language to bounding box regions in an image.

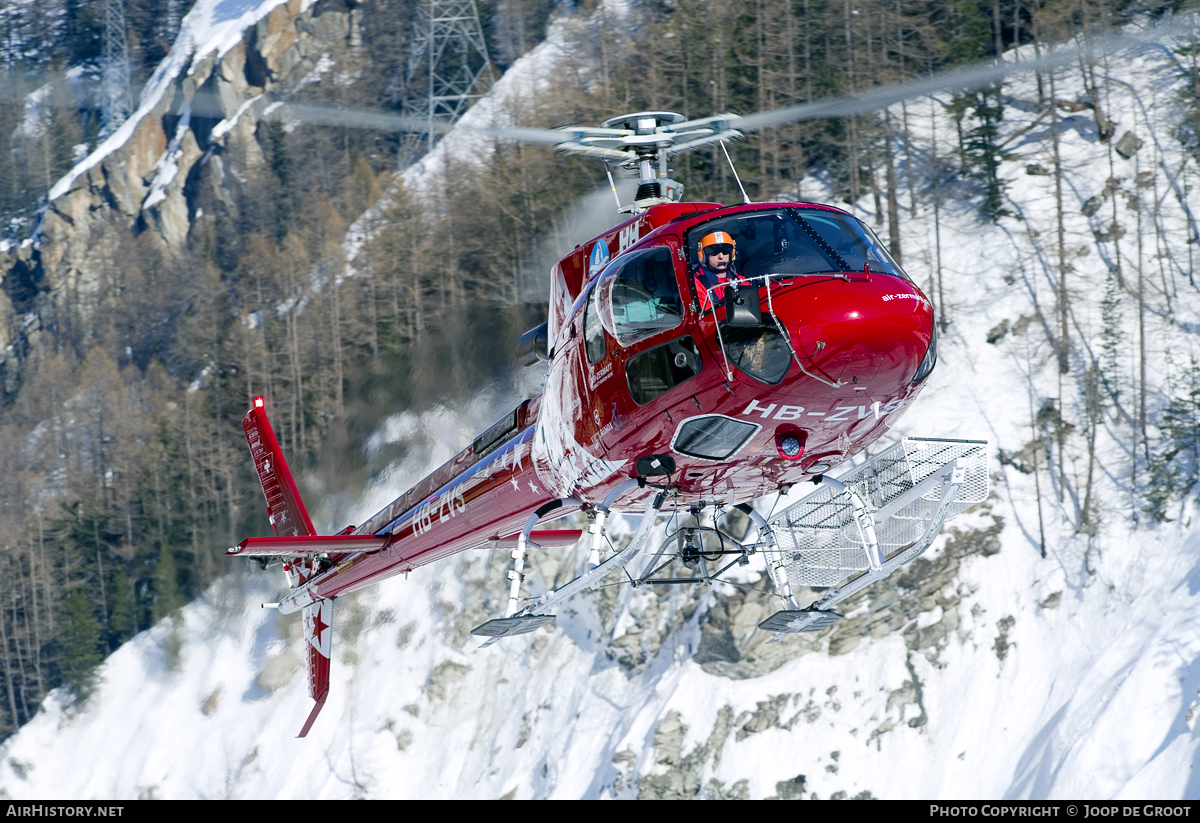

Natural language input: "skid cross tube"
[586,478,640,579]
[503,497,582,618]
[814,475,884,571]
[737,503,798,610]
[514,489,667,618]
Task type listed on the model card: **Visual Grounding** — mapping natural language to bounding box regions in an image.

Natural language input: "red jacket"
[693,266,728,309]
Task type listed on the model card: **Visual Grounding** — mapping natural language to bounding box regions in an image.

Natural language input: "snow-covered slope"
[4,22,1200,800]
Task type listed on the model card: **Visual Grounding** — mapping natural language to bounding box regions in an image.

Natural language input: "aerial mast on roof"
[399,0,494,165]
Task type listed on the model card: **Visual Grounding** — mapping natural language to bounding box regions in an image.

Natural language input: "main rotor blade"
[186,14,1196,144]
[0,67,75,105]
[268,101,584,145]
[477,124,580,144]
[477,124,639,144]
[726,19,1187,133]
[267,102,449,135]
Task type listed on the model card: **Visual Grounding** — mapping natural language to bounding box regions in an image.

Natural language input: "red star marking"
[310,608,329,642]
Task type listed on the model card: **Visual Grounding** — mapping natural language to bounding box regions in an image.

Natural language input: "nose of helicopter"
[775,276,935,387]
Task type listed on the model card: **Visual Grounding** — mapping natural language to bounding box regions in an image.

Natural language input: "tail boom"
[234,395,586,736]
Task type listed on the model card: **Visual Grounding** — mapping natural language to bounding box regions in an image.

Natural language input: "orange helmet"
[698,230,735,261]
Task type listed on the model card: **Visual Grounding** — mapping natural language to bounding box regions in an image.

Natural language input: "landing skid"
[759,608,844,633]
[470,482,782,643]
[471,614,556,637]
[470,438,988,646]
[471,479,657,643]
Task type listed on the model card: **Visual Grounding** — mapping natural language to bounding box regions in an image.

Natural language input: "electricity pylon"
[399,0,494,165]
[102,0,132,135]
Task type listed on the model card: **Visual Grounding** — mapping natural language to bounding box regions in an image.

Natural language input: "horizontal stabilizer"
[227,534,389,557]
[491,529,583,549]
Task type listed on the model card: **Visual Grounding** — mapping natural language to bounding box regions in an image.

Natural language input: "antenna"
[399,0,494,165]
[720,140,750,205]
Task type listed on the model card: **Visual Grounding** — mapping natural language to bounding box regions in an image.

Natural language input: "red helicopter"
[227,110,989,737]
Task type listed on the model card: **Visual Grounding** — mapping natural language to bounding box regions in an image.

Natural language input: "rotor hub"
[549,110,745,213]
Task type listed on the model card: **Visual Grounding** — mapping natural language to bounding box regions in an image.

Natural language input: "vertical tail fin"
[298,598,333,738]
[243,397,316,538]
[242,398,330,737]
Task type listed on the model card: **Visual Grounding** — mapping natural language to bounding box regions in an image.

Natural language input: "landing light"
[778,434,804,460]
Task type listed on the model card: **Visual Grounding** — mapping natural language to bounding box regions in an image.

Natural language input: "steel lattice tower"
[102,0,132,134]
[400,0,494,163]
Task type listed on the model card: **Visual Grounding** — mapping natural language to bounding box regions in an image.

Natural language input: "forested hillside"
[0,0,1197,749]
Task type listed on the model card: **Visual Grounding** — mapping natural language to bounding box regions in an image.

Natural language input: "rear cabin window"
[625,336,702,405]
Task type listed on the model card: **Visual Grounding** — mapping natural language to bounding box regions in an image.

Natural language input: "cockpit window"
[686,207,909,283]
[596,247,684,346]
[792,208,907,279]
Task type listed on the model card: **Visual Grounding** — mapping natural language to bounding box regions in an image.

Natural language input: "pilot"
[693,230,737,309]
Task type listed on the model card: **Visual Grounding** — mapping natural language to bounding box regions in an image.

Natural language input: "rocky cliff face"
[428,497,1008,799]
[0,0,367,388]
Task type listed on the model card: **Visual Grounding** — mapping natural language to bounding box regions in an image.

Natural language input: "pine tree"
[1146,356,1200,523]
[1173,20,1200,164]
[947,86,1011,221]
[57,590,103,701]
[151,543,184,625]
[1098,271,1123,409]
[106,566,137,651]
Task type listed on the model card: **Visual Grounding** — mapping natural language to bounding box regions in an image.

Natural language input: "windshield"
[687,207,909,281]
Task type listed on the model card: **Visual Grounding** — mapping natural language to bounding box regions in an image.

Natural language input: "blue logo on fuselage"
[589,241,610,275]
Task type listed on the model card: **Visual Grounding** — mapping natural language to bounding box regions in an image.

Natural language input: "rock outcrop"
[0,0,368,384]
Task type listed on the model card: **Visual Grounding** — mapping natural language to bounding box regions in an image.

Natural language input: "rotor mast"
[600,112,685,213]
[546,111,746,214]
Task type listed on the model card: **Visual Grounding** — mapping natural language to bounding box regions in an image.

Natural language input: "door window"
[596,247,684,346]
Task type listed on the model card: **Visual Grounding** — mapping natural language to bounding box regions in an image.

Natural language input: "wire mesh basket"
[772,438,989,588]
